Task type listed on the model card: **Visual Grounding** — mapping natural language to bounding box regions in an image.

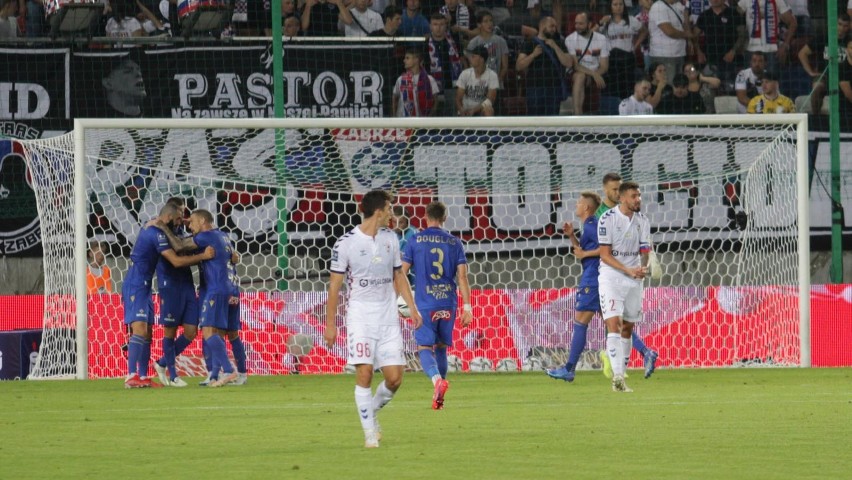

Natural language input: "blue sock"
[632,333,650,358]
[207,335,234,374]
[418,349,440,380]
[139,339,152,378]
[127,334,145,376]
[229,337,247,374]
[162,337,176,380]
[174,334,192,357]
[434,347,448,378]
[202,337,213,374]
[566,321,588,371]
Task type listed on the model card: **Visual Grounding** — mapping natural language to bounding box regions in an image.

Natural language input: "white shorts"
[346,324,406,368]
[598,275,644,322]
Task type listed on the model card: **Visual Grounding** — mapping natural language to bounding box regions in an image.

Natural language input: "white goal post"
[21,114,810,379]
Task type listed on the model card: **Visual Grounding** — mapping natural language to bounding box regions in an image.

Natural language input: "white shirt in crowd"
[106,17,143,38]
[597,207,651,280]
[342,7,383,37]
[787,0,808,16]
[649,0,687,58]
[456,67,499,110]
[600,15,643,53]
[564,30,610,71]
[329,226,401,327]
[619,95,654,115]
[734,67,763,113]
[467,35,510,88]
[737,0,791,52]
[392,72,441,117]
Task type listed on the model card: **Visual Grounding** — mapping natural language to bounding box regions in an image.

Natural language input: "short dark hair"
[192,209,214,225]
[430,12,446,22]
[619,181,640,195]
[425,201,448,223]
[383,5,402,22]
[602,172,622,184]
[475,9,492,26]
[839,12,850,23]
[672,73,689,87]
[361,190,392,218]
[405,47,423,59]
[165,196,185,208]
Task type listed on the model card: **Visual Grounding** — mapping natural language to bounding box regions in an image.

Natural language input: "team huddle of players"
[121,197,247,389]
[326,172,658,448]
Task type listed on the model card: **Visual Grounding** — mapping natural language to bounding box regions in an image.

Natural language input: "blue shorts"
[158,286,198,327]
[198,293,230,330]
[227,297,241,332]
[414,306,456,347]
[575,286,601,312]
[122,285,154,326]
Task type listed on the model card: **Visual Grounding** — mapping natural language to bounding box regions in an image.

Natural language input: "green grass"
[2,368,850,479]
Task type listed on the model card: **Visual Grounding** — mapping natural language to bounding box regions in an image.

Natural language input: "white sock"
[621,337,631,369]
[431,374,442,386]
[355,385,375,432]
[607,333,625,377]
[371,381,395,414]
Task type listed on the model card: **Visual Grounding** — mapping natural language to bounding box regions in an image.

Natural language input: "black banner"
[0,48,69,122]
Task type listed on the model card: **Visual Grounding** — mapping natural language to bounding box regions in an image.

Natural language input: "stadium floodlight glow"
[17,114,810,379]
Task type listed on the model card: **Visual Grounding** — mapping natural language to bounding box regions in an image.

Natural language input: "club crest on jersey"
[130,295,135,302]
[431,310,451,321]
[209,299,215,306]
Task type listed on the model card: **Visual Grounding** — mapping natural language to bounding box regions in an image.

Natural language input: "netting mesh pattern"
[20,120,803,378]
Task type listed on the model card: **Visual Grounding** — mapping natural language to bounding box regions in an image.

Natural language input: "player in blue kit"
[546,191,603,383]
[150,197,197,388]
[186,209,241,388]
[401,201,472,410]
[122,203,213,389]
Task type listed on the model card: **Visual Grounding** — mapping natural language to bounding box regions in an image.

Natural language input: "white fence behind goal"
[18,116,810,379]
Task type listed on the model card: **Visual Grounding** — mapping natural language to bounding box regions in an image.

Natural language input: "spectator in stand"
[134,0,168,36]
[106,0,145,44]
[471,0,511,28]
[597,0,645,100]
[393,48,442,116]
[634,0,652,72]
[683,60,720,113]
[516,16,573,115]
[340,0,382,37]
[649,0,693,85]
[0,0,17,38]
[500,0,549,39]
[440,0,471,46]
[369,0,389,16]
[456,45,499,116]
[618,78,654,115]
[693,0,746,93]
[425,13,464,116]
[849,1,852,21]
[565,11,609,115]
[735,0,796,73]
[369,5,402,36]
[283,14,301,37]
[840,37,852,129]
[302,0,348,37]
[646,61,670,109]
[401,0,430,37]
[467,10,509,90]
[658,72,704,114]
[797,13,851,115]
[264,0,300,36]
[24,0,45,37]
[746,70,794,113]
[735,50,765,113]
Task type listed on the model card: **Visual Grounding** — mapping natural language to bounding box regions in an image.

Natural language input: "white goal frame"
[65,115,811,379]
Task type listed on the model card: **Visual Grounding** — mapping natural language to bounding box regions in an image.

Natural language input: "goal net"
[18,115,810,379]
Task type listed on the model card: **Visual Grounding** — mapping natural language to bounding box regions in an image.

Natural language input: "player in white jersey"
[325,189,421,448]
[597,181,652,393]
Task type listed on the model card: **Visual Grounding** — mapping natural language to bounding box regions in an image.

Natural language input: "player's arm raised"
[394,267,421,328]
[456,263,473,327]
[324,272,345,347]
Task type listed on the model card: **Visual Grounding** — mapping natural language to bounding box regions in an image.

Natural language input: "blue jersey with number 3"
[401,227,467,310]
[194,229,233,295]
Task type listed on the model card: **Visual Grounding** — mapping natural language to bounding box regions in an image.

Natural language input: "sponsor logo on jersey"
[431,309,452,321]
[599,227,606,236]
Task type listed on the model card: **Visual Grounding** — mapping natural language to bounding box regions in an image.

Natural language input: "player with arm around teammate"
[596,173,659,379]
[324,190,422,448]
[597,181,652,393]
[121,203,213,388]
[546,191,602,383]
[401,201,472,410]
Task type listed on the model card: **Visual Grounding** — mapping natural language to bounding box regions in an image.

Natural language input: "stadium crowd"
[1,0,850,122]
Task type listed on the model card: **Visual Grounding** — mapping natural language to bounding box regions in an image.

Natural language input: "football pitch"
[2,368,849,479]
